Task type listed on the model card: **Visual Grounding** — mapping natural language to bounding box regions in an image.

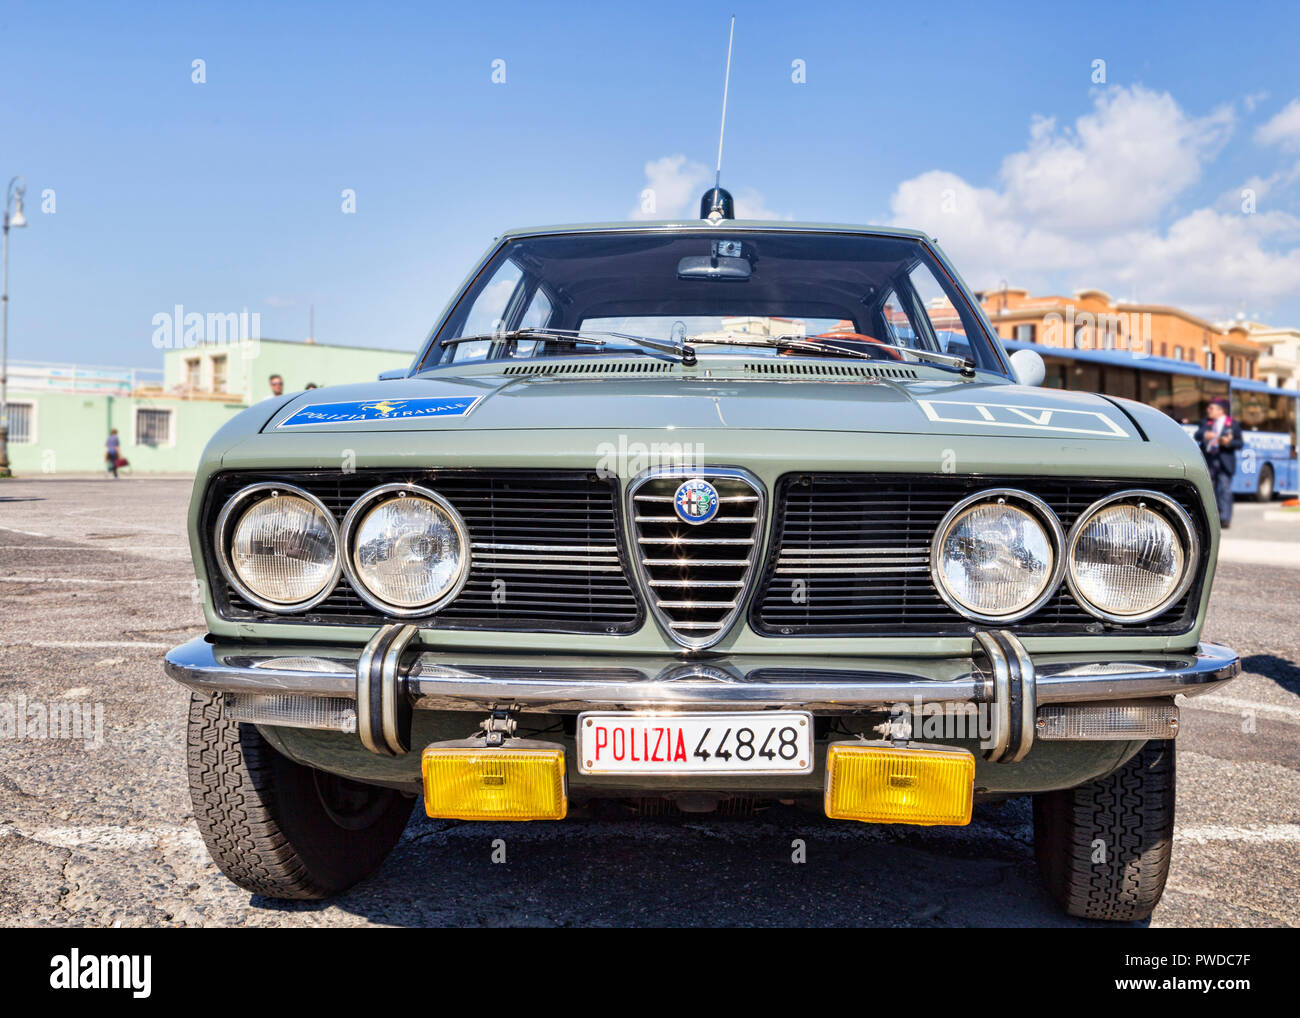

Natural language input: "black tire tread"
[1033,740,1175,922]
[186,691,411,900]
[186,692,330,898]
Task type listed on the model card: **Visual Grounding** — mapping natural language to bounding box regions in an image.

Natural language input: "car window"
[450,261,525,361]
[908,263,971,357]
[424,232,1004,373]
[879,290,917,347]
[507,287,555,358]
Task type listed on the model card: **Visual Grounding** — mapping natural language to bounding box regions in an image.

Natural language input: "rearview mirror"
[677,255,752,280]
[1009,348,1045,387]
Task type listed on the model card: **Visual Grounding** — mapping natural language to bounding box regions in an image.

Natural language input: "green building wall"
[6,338,417,475]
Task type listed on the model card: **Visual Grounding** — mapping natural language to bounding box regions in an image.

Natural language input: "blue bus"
[1003,339,1300,500]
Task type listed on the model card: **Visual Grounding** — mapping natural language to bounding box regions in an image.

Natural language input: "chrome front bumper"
[165,630,1239,761]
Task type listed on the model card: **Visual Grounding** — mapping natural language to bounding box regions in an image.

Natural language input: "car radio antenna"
[700,16,737,221]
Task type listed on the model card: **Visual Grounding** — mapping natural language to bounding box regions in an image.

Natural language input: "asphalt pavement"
[1,476,1296,927]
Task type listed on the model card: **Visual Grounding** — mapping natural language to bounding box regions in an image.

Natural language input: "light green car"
[166,198,1238,920]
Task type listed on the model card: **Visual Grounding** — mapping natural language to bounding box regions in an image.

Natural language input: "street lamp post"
[0,175,27,478]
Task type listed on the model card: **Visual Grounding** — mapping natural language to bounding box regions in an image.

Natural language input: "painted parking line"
[1184,693,1300,725]
[23,640,175,650]
[0,546,191,552]
[1217,539,1300,569]
[0,576,192,584]
[1175,824,1300,844]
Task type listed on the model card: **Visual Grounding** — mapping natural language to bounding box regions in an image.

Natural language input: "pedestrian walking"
[105,428,121,479]
[1194,398,1242,529]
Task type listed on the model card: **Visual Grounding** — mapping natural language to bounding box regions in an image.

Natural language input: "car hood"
[260,369,1142,441]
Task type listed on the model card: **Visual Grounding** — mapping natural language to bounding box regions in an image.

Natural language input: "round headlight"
[1067,491,1197,622]
[217,484,340,611]
[342,484,469,615]
[931,490,1064,622]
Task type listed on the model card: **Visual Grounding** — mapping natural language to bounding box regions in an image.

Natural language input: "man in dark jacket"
[1194,398,1243,528]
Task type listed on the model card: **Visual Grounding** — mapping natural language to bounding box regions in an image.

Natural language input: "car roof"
[496,220,934,242]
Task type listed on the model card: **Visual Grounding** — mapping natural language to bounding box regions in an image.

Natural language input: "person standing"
[1194,398,1242,529]
[269,374,285,397]
[105,428,121,479]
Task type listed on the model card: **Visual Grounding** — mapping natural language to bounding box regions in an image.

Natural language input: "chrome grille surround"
[627,466,766,650]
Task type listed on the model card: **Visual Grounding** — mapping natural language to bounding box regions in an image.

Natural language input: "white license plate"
[576,711,814,775]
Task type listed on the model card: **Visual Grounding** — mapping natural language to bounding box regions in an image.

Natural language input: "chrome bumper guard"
[164,629,1239,761]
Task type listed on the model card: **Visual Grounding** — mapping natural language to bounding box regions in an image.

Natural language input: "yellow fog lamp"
[421,739,567,821]
[824,741,975,826]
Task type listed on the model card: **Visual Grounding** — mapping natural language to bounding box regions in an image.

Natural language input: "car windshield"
[420,230,1003,373]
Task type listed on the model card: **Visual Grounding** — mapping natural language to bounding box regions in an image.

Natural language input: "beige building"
[977,287,1263,380]
[1235,320,1300,390]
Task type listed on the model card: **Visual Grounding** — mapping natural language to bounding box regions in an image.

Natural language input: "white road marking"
[0,823,202,853]
[1218,539,1300,569]
[1185,694,1300,725]
[0,526,47,537]
[1176,824,1300,845]
[0,546,190,551]
[21,640,173,649]
[0,576,190,585]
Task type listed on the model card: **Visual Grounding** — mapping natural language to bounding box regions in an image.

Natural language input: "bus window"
[1042,355,1069,390]
[1140,370,1174,419]
[1070,362,1102,394]
[1199,377,1229,422]
[1103,366,1139,401]
[1171,374,1201,424]
[1233,390,1270,431]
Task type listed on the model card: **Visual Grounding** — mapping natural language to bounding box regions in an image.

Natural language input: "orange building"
[976,287,1262,380]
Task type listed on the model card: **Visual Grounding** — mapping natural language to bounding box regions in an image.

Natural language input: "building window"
[4,401,35,444]
[1172,346,1185,360]
[212,355,228,393]
[134,407,174,447]
[1206,352,1216,372]
[1014,323,1036,342]
[184,358,201,388]
[1161,343,1168,357]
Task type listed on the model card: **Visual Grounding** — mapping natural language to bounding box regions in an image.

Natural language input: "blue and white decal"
[278,395,484,428]
[915,399,1129,437]
[673,478,720,525]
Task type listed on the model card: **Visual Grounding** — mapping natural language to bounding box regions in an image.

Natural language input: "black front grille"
[750,474,1208,637]
[203,470,643,634]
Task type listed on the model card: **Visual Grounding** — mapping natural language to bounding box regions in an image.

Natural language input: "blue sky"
[3,0,1299,367]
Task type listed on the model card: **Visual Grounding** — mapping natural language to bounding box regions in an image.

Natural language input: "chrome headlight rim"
[214,482,342,613]
[929,488,1066,624]
[1065,489,1199,624]
[340,482,471,618]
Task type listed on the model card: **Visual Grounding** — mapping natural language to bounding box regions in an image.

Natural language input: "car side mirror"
[1009,348,1045,387]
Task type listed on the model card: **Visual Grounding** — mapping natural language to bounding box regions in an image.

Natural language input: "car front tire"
[1032,740,1175,922]
[1253,464,1274,503]
[186,692,414,900]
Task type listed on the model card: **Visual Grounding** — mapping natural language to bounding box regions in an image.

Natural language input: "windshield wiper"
[440,328,696,365]
[768,335,976,377]
[691,333,882,362]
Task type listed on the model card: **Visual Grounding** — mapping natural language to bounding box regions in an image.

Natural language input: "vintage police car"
[166,188,1239,920]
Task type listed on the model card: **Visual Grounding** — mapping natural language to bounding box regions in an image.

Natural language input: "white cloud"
[889,86,1300,319]
[1244,90,1270,114]
[1256,97,1300,151]
[629,154,786,220]
[630,155,710,220]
